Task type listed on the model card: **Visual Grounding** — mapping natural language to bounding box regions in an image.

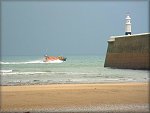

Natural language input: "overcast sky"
[1,0,149,56]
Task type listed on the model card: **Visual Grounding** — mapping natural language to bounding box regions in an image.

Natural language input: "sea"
[0,56,149,86]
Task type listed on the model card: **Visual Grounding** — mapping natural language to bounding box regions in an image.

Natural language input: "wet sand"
[0,82,149,112]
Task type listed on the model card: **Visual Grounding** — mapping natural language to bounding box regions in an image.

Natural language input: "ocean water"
[0,56,149,86]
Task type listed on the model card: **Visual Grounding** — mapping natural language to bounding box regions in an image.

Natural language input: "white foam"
[0,70,13,73]
[49,71,98,75]
[45,60,63,63]
[2,71,47,75]
[0,59,63,64]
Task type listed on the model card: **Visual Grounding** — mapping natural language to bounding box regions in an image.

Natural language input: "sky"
[1,0,149,56]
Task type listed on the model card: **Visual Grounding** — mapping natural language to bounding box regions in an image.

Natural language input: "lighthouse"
[125,14,131,35]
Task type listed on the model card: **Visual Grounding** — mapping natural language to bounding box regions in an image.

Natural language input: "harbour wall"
[104,33,150,70]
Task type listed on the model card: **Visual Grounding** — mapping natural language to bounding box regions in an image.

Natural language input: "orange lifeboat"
[43,55,67,62]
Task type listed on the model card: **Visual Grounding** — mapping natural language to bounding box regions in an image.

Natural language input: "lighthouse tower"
[125,14,131,35]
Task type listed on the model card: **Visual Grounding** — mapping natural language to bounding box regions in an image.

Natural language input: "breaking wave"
[1,71,47,75]
[0,60,63,64]
[0,70,13,73]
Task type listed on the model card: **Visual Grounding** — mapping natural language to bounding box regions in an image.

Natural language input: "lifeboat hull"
[43,56,67,62]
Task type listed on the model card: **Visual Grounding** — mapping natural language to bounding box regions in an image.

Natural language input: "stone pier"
[104,33,150,70]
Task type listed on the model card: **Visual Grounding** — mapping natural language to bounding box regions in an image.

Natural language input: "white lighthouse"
[125,14,131,35]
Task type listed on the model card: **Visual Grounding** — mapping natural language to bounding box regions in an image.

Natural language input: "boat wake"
[0,60,63,65]
[45,60,63,63]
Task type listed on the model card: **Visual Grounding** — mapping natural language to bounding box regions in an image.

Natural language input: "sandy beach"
[1,82,149,112]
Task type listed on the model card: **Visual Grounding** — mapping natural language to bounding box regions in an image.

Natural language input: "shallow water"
[1,56,149,85]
